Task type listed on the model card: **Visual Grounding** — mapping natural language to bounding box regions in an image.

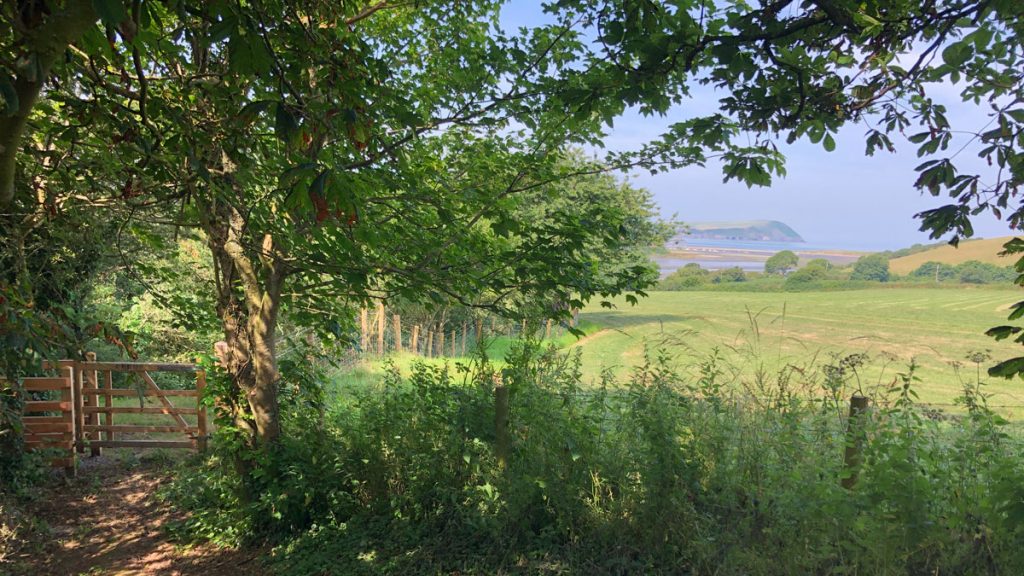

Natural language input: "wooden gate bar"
[78,387,198,396]
[89,440,195,449]
[81,406,199,415]
[83,425,200,433]
[140,371,190,429]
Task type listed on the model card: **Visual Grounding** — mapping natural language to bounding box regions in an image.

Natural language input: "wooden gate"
[31,356,209,467]
[20,369,75,473]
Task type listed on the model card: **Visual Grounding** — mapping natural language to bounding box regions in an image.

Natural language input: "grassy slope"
[572,288,1024,414]
[889,236,1016,274]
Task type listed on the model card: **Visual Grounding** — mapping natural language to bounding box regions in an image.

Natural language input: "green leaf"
[228,30,272,75]
[823,133,836,152]
[208,15,238,43]
[986,325,1022,341]
[237,100,274,126]
[310,169,330,198]
[92,0,128,26]
[275,102,299,142]
[941,41,973,68]
[988,356,1024,379]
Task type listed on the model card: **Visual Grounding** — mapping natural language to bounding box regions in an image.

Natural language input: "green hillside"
[889,236,1016,274]
[681,220,804,242]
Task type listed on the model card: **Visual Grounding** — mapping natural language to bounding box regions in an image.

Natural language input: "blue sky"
[499,2,1017,251]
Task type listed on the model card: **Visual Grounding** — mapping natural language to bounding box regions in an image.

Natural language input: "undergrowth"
[164,340,1024,575]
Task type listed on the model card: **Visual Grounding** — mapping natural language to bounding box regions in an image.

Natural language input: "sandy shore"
[663,246,864,263]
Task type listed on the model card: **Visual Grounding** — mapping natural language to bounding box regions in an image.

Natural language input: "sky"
[499,3,1017,251]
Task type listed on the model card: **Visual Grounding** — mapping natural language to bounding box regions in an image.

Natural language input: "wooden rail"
[20,372,75,474]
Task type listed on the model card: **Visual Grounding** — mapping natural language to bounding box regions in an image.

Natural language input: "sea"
[654,238,858,276]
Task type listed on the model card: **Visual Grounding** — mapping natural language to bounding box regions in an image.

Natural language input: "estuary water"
[655,238,860,277]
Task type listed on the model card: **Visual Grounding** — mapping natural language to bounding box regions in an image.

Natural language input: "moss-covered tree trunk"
[202,201,284,448]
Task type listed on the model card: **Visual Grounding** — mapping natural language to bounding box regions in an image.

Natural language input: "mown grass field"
[570,287,1024,415]
[889,236,1016,274]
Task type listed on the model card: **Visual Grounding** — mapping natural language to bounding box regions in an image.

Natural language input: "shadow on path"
[7,452,263,576]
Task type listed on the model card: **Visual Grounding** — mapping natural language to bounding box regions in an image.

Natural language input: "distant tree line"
[659,251,1017,292]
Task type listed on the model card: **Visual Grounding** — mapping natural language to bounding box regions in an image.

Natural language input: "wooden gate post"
[841,395,870,489]
[476,318,483,344]
[376,302,385,355]
[103,366,114,448]
[84,352,101,457]
[411,325,420,355]
[426,330,433,357]
[73,360,84,455]
[196,370,209,453]
[461,322,468,356]
[438,329,445,358]
[61,364,77,476]
[360,308,368,352]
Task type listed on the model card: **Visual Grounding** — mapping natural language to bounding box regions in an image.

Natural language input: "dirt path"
[4,453,263,576]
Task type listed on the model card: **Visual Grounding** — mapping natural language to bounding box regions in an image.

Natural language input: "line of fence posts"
[357,305,581,357]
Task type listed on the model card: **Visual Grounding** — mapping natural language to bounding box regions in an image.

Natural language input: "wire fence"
[353,304,578,358]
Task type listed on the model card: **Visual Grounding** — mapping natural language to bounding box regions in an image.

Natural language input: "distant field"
[573,287,1024,416]
[889,236,1016,274]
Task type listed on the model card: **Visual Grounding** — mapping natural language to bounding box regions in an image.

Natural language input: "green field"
[571,287,1024,414]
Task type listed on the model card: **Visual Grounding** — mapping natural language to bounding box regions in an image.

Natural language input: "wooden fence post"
[841,395,870,489]
[438,329,445,358]
[86,352,100,457]
[411,325,420,355]
[73,360,84,455]
[545,319,552,340]
[196,370,208,453]
[495,384,510,471]
[61,364,77,477]
[461,322,468,356]
[426,330,433,357]
[376,302,385,355]
[393,314,402,353]
[476,318,483,344]
[450,330,456,356]
[103,367,114,448]
[360,308,368,352]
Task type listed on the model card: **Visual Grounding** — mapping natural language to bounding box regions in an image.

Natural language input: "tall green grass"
[165,337,1024,575]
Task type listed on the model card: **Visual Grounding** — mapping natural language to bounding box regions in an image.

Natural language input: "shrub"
[711,266,747,283]
[764,250,798,275]
[956,260,1016,284]
[910,260,958,281]
[659,263,708,290]
[850,253,890,282]
[784,260,831,288]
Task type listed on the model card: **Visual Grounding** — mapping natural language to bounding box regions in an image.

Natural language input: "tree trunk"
[201,201,284,448]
